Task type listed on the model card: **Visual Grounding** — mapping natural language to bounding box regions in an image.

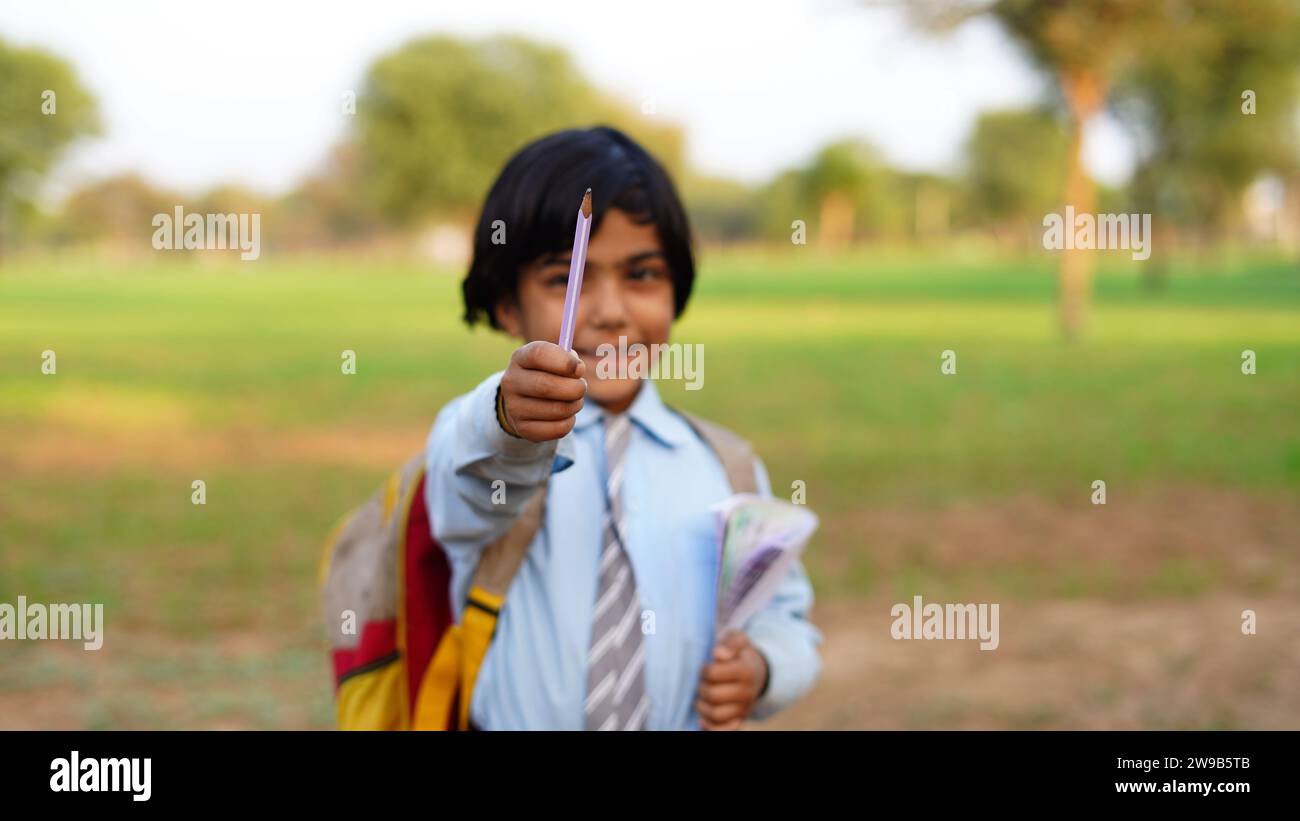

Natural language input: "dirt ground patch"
[0,626,331,730]
[818,486,1299,598]
[761,594,1300,730]
[2,594,1294,730]
[5,423,424,475]
[1,487,1295,729]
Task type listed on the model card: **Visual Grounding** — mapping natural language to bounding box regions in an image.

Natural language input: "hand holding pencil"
[497,189,593,443]
[499,341,586,442]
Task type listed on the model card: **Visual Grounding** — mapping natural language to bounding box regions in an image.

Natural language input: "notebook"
[712,494,818,635]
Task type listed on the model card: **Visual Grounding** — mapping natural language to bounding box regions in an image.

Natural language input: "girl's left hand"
[695,630,768,730]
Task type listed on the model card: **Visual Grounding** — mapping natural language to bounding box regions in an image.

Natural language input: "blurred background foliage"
[3,1,1297,289]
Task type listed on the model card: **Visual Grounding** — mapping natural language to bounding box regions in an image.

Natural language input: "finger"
[510,368,587,402]
[712,717,744,731]
[695,699,746,725]
[700,714,744,732]
[700,659,750,685]
[507,395,584,422]
[513,416,576,443]
[513,340,584,377]
[697,681,750,705]
[712,630,747,662]
[721,630,750,652]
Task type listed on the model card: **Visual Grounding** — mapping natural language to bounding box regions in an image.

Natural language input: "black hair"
[461,126,695,329]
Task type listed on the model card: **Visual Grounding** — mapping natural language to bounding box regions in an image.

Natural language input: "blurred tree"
[756,139,912,245]
[1110,0,1300,275]
[962,108,1068,246]
[278,142,384,250]
[680,173,761,245]
[756,168,808,242]
[193,184,270,219]
[804,139,890,247]
[905,0,1165,339]
[55,173,176,248]
[0,38,99,255]
[353,34,685,226]
[895,171,958,242]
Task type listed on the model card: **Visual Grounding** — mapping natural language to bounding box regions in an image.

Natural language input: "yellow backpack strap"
[673,410,759,494]
[417,482,547,731]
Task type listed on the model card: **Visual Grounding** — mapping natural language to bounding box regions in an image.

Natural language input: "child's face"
[495,207,675,414]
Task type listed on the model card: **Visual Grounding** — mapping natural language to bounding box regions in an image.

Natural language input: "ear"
[493,294,523,339]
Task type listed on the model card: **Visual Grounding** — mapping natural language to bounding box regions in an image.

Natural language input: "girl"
[426,126,821,730]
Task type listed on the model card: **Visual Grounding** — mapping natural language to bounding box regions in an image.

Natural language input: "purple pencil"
[557,188,593,352]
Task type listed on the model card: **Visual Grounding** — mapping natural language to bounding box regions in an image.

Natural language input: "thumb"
[713,630,747,661]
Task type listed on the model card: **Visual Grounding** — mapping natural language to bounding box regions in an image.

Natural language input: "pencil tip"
[581,188,592,218]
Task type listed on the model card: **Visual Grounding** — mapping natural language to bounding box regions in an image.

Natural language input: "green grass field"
[2,247,1298,729]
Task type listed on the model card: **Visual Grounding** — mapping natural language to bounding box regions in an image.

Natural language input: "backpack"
[319,410,758,730]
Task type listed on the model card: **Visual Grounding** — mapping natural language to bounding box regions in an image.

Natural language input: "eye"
[544,272,569,287]
[628,266,663,282]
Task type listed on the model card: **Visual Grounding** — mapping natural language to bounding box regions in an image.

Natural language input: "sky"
[0,0,1136,201]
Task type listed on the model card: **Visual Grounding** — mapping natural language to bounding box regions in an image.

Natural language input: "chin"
[588,379,642,411]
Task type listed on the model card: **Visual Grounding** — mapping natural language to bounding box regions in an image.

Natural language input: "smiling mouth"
[574,345,631,358]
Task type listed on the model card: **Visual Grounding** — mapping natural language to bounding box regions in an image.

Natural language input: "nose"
[582,270,629,332]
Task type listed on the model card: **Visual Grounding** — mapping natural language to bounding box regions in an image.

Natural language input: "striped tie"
[584,412,650,731]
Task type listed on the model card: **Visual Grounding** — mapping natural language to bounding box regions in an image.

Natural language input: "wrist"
[495,382,521,439]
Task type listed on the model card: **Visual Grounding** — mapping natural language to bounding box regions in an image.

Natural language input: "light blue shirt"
[423,371,822,730]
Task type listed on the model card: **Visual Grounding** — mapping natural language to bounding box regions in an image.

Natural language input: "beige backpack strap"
[469,481,548,599]
[674,410,759,494]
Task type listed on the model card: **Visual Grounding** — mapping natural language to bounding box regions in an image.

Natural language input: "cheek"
[517,283,566,341]
[630,287,676,342]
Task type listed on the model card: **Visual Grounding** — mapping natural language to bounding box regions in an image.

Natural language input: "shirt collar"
[574,379,693,449]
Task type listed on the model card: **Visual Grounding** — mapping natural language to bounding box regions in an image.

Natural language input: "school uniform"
[423,371,822,730]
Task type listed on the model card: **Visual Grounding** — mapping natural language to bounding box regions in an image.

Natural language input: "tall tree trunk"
[1058,69,1104,340]
[818,192,855,249]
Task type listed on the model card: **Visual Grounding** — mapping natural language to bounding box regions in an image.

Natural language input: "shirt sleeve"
[423,370,575,571]
[743,456,823,722]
